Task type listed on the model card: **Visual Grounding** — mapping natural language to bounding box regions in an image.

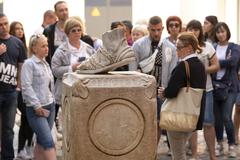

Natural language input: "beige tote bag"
[159,61,204,132]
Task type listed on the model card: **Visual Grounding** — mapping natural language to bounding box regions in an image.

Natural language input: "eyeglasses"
[176,45,185,51]
[70,29,81,33]
[169,23,180,28]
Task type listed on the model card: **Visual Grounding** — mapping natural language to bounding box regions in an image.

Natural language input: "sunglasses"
[70,28,81,33]
[169,23,180,28]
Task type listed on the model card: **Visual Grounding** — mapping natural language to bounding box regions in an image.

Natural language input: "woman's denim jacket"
[21,55,54,109]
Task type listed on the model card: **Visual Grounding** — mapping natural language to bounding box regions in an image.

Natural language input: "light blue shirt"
[129,36,178,88]
[21,55,54,109]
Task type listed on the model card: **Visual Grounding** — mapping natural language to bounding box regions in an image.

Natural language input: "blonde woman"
[21,34,56,160]
[51,17,95,109]
[131,24,148,42]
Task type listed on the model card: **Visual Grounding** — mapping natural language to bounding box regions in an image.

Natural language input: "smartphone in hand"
[78,57,86,62]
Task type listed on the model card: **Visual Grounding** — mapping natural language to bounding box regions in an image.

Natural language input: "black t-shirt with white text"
[0,36,26,92]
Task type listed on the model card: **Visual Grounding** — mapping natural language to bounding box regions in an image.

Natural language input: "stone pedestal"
[62,71,157,160]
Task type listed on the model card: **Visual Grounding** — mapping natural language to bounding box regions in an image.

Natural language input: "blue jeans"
[214,92,237,145]
[203,91,215,125]
[235,92,240,105]
[26,103,55,149]
[0,91,17,160]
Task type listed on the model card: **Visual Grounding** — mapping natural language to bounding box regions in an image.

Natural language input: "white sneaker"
[17,149,31,159]
[228,145,236,158]
[186,147,192,156]
[188,158,197,160]
[56,130,63,140]
[166,149,171,156]
[57,125,63,134]
[25,145,34,159]
[215,143,224,157]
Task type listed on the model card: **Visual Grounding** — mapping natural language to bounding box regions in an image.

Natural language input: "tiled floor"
[13,113,63,160]
[157,131,240,160]
[13,113,240,160]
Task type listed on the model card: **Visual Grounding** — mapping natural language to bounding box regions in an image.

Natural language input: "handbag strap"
[183,61,190,92]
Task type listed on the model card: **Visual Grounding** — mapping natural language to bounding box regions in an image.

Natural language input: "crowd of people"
[0,0,240,160]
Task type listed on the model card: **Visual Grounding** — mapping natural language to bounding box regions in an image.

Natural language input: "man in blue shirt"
[0,13,26,160]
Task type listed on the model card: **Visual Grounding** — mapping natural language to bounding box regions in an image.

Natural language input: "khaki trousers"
[167,131,192,160]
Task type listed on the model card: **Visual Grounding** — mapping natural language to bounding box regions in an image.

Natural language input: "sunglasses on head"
[70,28,81,33]
[169,23,180,28]
[32,34,44,39]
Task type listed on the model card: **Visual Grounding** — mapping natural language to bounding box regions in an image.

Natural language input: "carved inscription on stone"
[88,99,144,156]
[86,76,152,88]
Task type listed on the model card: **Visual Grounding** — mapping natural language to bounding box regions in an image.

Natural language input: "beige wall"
[4,0,84,43]
[132,0,239,43]
[3,0,239,43]
[85,6,132,38]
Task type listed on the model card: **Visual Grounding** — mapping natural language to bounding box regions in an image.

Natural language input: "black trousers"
[17,91,34,152]
[55,103,60,122]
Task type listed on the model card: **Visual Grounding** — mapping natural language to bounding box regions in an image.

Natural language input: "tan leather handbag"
[159,61,204,132]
